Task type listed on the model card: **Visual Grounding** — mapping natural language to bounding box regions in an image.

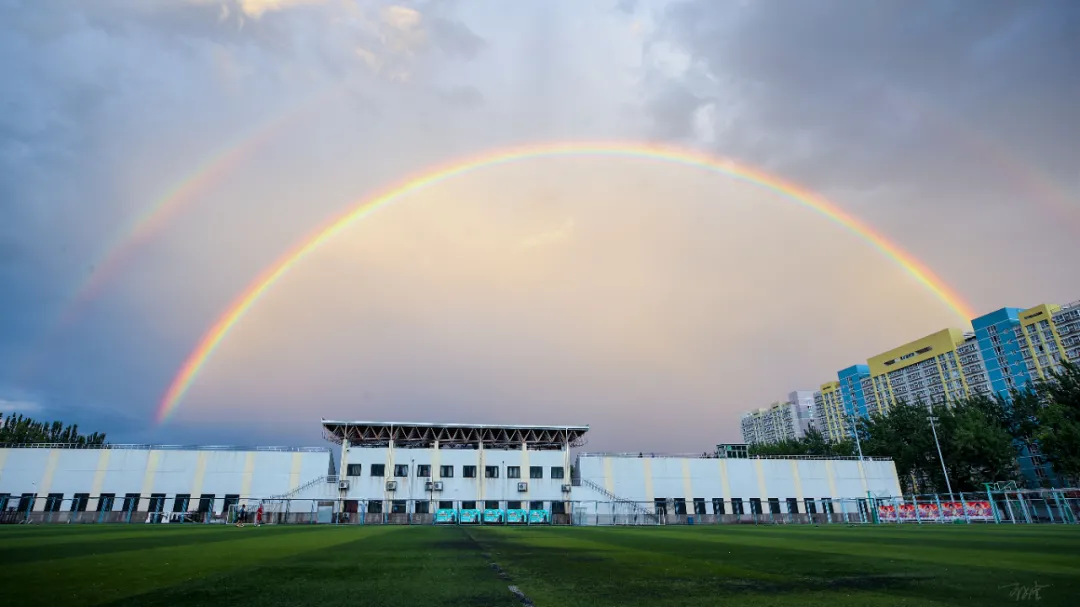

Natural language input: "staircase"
[578,478,657,520]
[267,475,328,501]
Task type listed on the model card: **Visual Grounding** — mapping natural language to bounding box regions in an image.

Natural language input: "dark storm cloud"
[646,0,1080,197]
[427,15,486,59]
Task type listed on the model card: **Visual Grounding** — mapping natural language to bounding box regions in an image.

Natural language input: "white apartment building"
[740,393,814,446]
[788,391,815,433]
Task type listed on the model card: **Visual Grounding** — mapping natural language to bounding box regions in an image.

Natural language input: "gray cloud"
[437,84,485,109]
[646,0,1079,196]
[427,15,486,59]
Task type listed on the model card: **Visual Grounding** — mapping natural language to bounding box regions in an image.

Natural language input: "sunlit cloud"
[518,219,575,249]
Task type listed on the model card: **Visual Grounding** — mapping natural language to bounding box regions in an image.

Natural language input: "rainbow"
[67,121,285,311]
[156,141,976,423]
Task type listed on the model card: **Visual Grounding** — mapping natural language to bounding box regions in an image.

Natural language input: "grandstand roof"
[320,420,589,450]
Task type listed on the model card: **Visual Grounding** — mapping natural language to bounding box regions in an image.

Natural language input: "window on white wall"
[172,495,190,513]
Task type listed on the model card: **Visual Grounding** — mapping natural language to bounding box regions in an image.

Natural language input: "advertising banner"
[528,509,550,524]
[459,509,481,523]
[876,501,994,522]
[435,509,456,524]
[506,509,528,523]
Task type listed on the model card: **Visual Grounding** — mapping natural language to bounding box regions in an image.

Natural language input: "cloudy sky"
[1,0,1077,452]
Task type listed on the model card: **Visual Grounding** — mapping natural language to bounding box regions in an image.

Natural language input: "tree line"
[0,411,107,446]
[748,362,1080,494]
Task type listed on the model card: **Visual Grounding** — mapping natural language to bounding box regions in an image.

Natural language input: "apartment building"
[865,328,991,412]
[740,393,814,446]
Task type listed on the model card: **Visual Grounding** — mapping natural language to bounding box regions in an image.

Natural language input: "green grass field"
[1,524,1077,606]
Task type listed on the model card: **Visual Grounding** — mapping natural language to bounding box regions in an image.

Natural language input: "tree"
[0,412,107,446]
[858,401,936,494]
[933,399,1019,492]
[856,398,1018,495]
[1034,361,1080,484]
[968,389,1042,452]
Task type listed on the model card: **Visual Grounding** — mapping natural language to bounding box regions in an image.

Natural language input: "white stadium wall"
[0,421,905,524]
[0,446,335,512]
[573,454,902,507]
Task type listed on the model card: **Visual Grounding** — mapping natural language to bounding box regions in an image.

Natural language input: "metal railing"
[578,452,893,461]
[0,443,331,452]
[267,476,329,500]
[577,478,657,521]
[3,490,1076,526]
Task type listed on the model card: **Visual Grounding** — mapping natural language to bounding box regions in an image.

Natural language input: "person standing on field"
[256,502,264,527]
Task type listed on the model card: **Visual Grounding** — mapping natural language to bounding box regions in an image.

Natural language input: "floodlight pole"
[927,413,953,498]
[848,414,868,501]
[849,414,865,461]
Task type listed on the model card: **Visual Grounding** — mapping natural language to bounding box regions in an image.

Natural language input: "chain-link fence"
[3,491,1078,525]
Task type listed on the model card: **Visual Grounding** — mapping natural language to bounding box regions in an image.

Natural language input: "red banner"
[877,501,993,522]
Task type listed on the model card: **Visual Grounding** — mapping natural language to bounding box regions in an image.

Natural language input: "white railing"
[0,443,331,453]
[577,478,656,519]
[578,452,892,462]
[267,476,329,500]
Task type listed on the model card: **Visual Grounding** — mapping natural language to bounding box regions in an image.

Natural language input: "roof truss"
[321,421,588,450]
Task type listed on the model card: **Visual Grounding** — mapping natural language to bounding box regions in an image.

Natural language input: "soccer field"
[1,525,1077,606]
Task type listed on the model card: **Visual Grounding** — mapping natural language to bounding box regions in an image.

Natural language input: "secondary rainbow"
[13,120,291,384]
[17,87,343,383]
[60,101,318,325]
[156,141,976,423]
